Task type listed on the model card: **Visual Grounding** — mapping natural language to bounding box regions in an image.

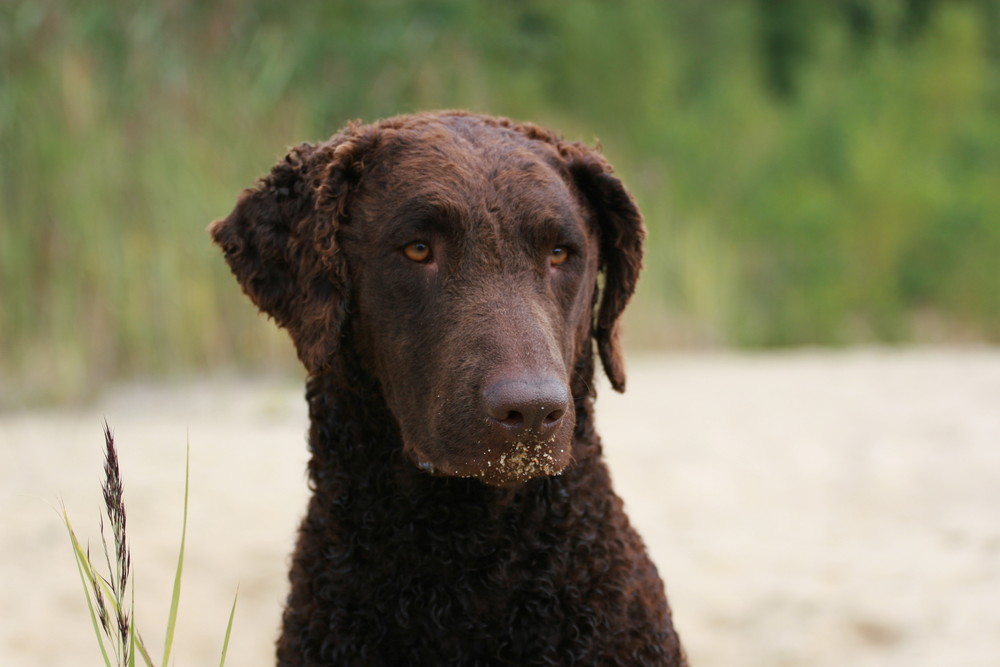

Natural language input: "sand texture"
[2,348,998,666]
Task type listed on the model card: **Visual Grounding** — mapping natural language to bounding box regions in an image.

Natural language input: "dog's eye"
[550,246,570,266]
[403,242,432,263]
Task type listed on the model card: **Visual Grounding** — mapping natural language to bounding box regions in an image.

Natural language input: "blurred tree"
[1,0,998,404]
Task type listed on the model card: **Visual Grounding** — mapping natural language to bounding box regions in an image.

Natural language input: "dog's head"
[211,112,643,486]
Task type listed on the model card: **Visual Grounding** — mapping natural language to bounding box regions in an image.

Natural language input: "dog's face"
[340,124,600,483]
[211,112,643,486]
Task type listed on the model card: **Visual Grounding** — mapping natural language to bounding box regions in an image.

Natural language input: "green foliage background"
[2,0,998,404]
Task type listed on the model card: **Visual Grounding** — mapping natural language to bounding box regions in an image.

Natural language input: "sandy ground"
[2,348,999,666]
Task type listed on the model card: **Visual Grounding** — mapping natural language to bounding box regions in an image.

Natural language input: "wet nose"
[483,376,569,437]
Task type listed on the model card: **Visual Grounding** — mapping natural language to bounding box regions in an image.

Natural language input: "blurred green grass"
[1,0,998,405]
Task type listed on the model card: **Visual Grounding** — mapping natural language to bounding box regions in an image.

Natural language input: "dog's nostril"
[500,410,525,428]
[542,409,564,427]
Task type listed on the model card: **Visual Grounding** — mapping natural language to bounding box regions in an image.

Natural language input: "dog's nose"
[483,376,569,436]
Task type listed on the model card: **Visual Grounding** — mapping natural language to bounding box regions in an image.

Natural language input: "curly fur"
[211,111,686,666]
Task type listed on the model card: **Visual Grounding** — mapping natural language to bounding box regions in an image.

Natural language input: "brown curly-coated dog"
[211,111,686,666]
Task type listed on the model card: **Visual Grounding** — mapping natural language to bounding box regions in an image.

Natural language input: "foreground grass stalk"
[63,424,236,665]
[64,517,112,666]
[220,587,240,667]
[101,425,133,665]
[63,422,149,665]
[161,441,189,667]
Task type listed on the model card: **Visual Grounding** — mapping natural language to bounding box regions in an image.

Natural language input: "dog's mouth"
[405,434,573,487]
[476,436,573,487]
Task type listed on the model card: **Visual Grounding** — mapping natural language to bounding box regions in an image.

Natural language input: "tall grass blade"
[161,441,190,666]
[135,627,154,667]
[219,586,239,666]
[128,582,152,667]
[128,622,137,667]
[64,510,113,667]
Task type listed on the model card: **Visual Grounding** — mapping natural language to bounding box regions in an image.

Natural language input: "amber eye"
[550,246,570,266]
[403,242,432,263]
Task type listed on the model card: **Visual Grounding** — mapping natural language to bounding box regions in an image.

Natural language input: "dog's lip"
[404,447,443,476]
[407,434,574,486]
[476,438,572,486]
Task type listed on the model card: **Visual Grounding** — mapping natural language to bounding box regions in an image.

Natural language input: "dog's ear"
[568,149,645,393]
[209,128,373,374]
